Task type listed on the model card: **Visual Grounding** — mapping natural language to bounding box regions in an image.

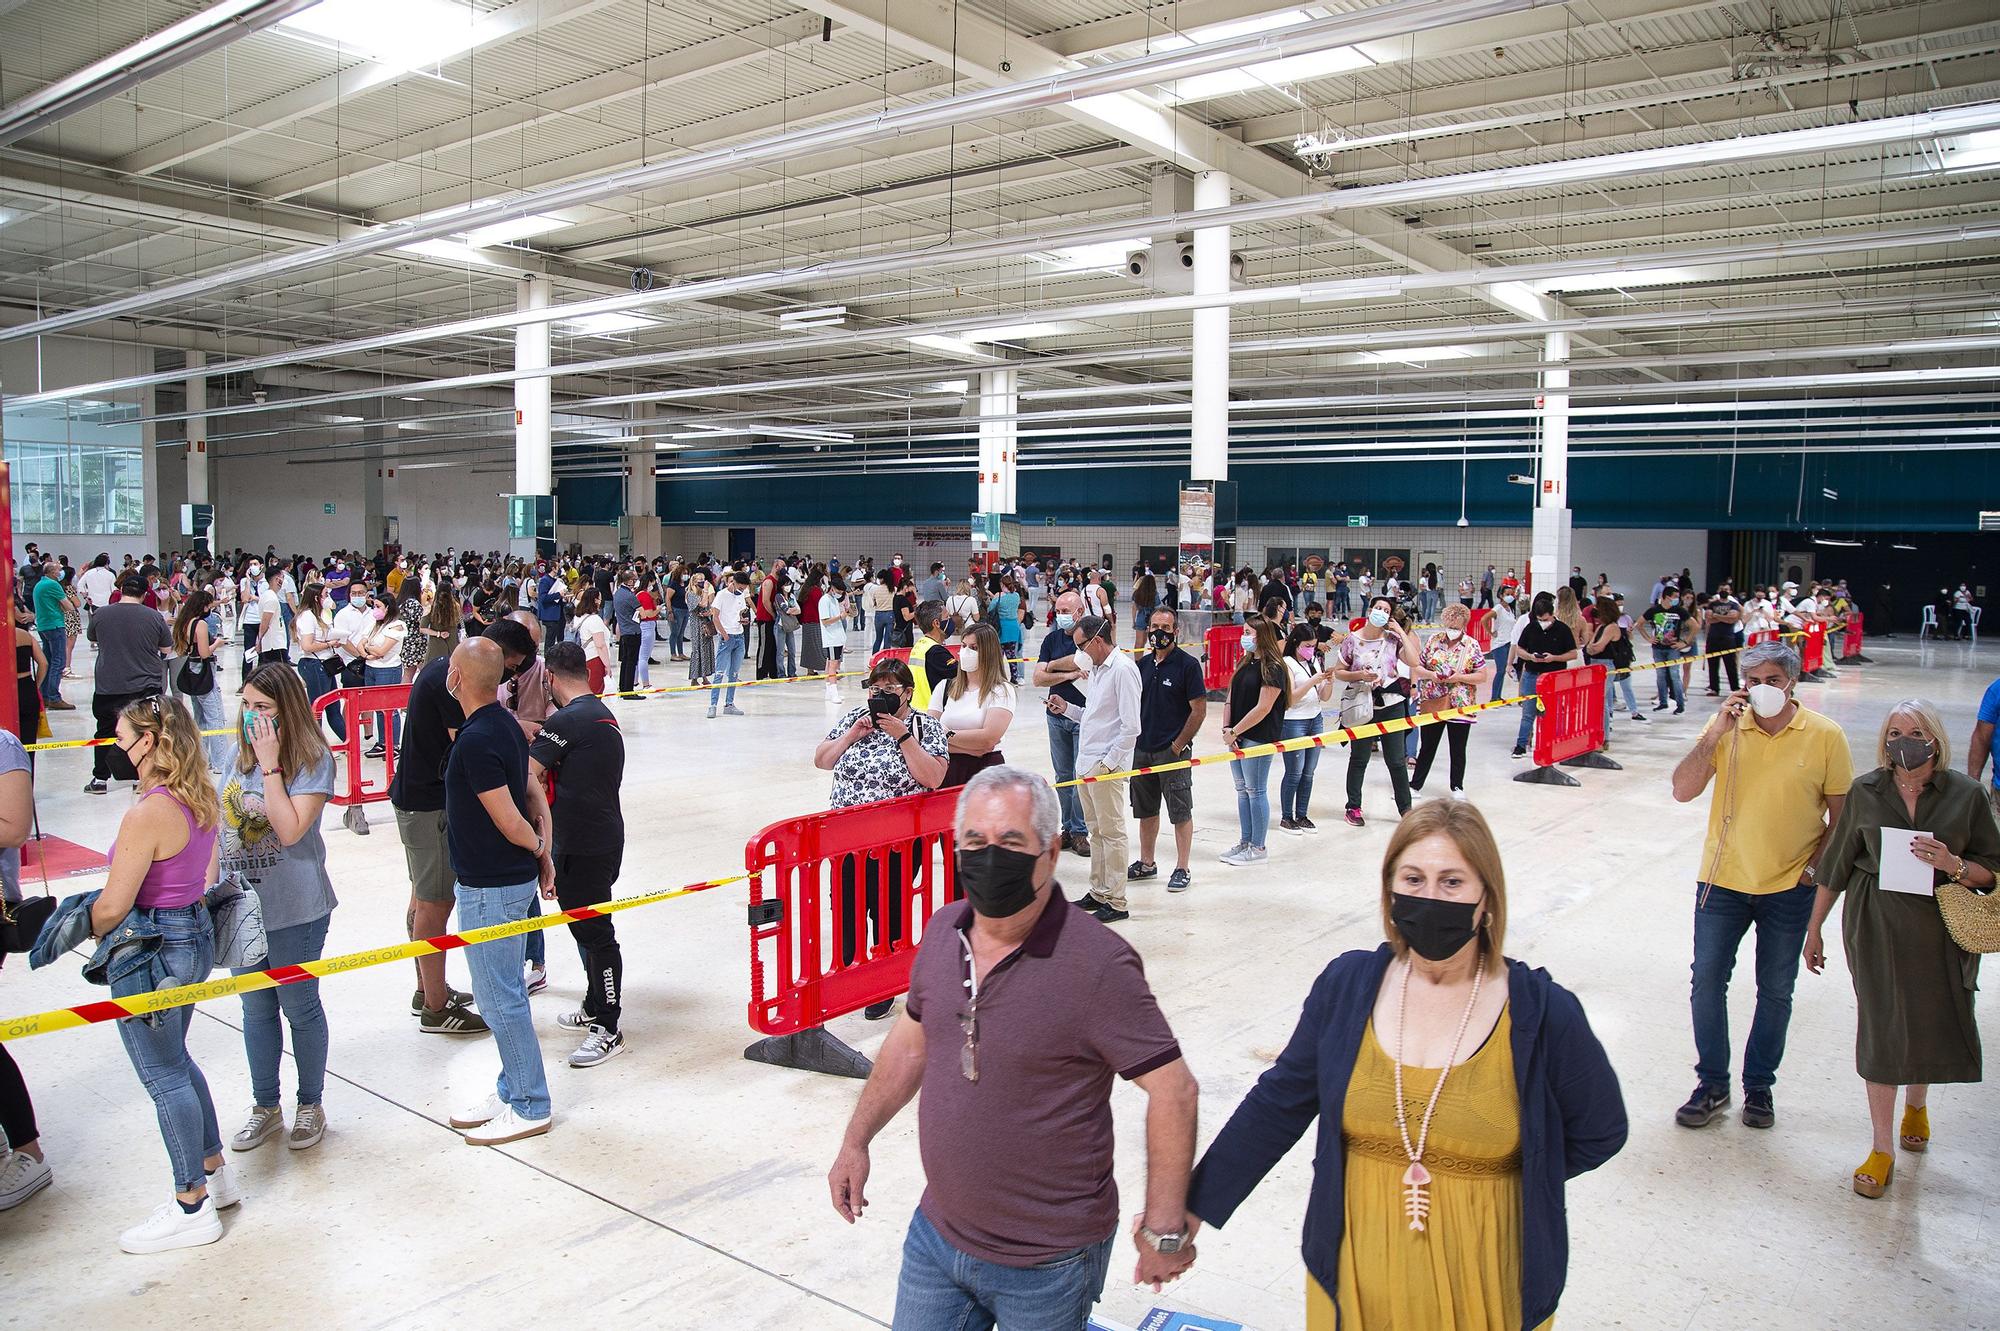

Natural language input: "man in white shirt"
[255,558,291,665]
[707,569,752,718]
[77,554,117,631]
[1071,614,1141,923]
[331,580,377,685]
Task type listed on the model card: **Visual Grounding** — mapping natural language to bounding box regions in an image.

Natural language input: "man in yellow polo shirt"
[1669,640,1850,1132]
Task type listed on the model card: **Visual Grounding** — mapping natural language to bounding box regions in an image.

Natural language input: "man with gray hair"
[827,765,1198,1324]
[1669,641,1851,1133]
[1071,614,1142,923]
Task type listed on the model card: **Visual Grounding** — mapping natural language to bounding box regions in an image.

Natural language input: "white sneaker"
[119,1196,223,1254]
[706,705,717,719]
[1242,846,1270,864]
[525,964,548,995]
[1450,788,1469,802]
[555,1008,591,1031]
[461,1103,552,1146]
[449,1092,507,1130]
[567,1024,626,1069]
[1218,845,1253,866]
[206,1162,243,1210]
[0,1149,52,1211]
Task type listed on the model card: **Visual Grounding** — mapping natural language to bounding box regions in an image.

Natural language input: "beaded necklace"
[1392,957,1486,1233]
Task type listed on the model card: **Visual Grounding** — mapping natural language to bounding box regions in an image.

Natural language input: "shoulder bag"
[175,651,216,696]
[1937,878,2000,954]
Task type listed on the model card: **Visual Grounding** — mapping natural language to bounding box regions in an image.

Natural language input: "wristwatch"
[1137,1223,1186,1255]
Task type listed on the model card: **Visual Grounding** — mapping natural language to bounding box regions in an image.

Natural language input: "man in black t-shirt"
[1129,607,1207,893]
[529,643,629,1068]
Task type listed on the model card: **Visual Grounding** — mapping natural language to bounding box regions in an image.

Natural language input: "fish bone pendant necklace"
[1392,956,1484,1234]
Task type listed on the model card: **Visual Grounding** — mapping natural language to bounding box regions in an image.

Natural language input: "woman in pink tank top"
[90,696,238,1255]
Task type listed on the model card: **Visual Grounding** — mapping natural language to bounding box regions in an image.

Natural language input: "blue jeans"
[1691,882,1814,1092]
[188,684,227,772]
[1487,644,1511,701]
[454,879,551,1120]
[893,1205,1113,1331]
[1233,751,1274,848]
[38,629,64,702]
[1333,587,1351,614]
[1515,667,1551,748]
[872,610,893,653]
[636,621,656,687]
[363,663,403,747]
[708,631,746,706]
[1653,645,1686,708]
[668,606,690,656]
[115,903,221,1191]
[1046,711,1086,837]
[1279,715,1323,821]
[298,656,344,741]
[234,914,331,1108]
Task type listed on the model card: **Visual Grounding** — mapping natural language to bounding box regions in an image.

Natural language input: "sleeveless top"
[134,787,219,909]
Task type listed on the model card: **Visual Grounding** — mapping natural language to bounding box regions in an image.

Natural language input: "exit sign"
[1347,514,1368,527]
[323,502,336,515]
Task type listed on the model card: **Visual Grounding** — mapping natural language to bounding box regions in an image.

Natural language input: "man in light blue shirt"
[1970,675,2000,817]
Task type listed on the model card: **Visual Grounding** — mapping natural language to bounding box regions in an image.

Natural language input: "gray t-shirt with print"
[0,730,26,901]
[217,752,339,932]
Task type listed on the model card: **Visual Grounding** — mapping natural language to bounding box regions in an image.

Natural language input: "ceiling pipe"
[0,0,326,147]
[0,0,1550,343]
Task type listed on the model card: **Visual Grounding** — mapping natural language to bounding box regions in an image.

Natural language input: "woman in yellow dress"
[1181,800,1628,1329]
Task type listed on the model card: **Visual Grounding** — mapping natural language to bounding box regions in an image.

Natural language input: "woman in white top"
[1278,623,1337,833]
[354,591,408,757]
[817,574,848,703]
[289,580,348,742]
[574,587,611,696]
[929,622,1015,788]
[944,580,981,640]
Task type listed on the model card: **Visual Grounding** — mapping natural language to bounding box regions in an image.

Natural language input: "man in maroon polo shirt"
[828,765,1200,1327]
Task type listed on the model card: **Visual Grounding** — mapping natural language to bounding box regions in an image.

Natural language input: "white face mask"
[1747,682,1790,717]
[1444,628,1464,641]
[958,647,979,671]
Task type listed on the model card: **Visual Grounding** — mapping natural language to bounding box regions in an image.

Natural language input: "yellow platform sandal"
[1853,1151,1894,1199]
[1900,1105,1930,1153]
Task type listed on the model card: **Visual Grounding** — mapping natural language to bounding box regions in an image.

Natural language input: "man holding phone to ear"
[1669,640,1850,1134]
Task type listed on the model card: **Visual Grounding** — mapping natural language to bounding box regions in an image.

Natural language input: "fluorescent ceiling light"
[0,208,16,227]
[962,322,1079,343]
[1359,345,1476,366]
[1892,543,1918,550]
[1939,128,2000,174]
[922,380,970,394]
[1538,267,1700,293]
[278,0,482,73]
[323,414,363,425]
[561,312,658,337]
[908,333,982,357]
[393,238,499,267]
[1034,239,1146,273]
[461,213,571,248]
[1813,538,1863,547]
[394,461,462,471]
[778,305,847,322]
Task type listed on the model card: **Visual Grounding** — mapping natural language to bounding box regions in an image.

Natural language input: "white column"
[977,369,1018,517]
[1190,169,1231,481]
[514,277,552,496]
[1530,329,1572,596]
[184,351,208,506]
[626,401,662,558]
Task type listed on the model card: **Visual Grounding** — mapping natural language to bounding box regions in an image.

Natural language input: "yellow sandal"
[1900,1106,1930,1153]
[1853,1150,1894,1199]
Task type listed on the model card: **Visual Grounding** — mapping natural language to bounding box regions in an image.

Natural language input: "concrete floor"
[2,628,1996,1330]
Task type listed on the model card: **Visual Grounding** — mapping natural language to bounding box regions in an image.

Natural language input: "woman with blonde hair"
[1805,698,2000,1199]
[221,664,340,1155]
[1553,585,1587,661]
[929,621,1015,788]
[95,696,241,1253]
[1183,799,1628,1327]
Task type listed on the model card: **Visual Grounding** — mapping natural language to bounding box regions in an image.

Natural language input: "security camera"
[252,390,267,405]
[1125,250,1151,279]
[1506,473,1536,485]
[1229,252,1246,282]
[1178,244,1196,269]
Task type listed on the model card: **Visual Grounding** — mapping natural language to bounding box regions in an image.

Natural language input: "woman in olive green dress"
[1805,698,2000,1199]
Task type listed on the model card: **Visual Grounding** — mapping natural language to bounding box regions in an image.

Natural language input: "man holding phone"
[1509,591,1578,758]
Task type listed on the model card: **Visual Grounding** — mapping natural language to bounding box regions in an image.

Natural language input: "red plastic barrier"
[1842,611,1865,659]
[1532,664,1607,767]
[1468,607,1493,652]
[1746,630,1779,646]
[1204,623,1245,693]
[746,787,962,1036]
[1801,622,1826,674]
[311,683,408,807]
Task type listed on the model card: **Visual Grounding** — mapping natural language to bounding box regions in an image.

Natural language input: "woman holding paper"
[1805,698,2000,1199]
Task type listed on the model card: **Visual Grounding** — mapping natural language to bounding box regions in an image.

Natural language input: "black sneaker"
[411,986,475,1015]
[863,1000,896,1021]
[1673,704,1685,715]
[419,995,491,1035]
[1652,701,1670,711]
[1126,860,1158,881]
[1742,1088,1775,1129]
[83,778,108,794]
[1511,744,1527,758]
[1090,903,1131,924]
[1675,1082,1731,1127]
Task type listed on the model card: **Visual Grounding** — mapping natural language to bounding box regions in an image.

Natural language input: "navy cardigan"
[1186,946,1628,1330]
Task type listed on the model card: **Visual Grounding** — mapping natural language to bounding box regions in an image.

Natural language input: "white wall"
[213,449,369,555]
[1571,528,1708,603]
[389,466,512,554]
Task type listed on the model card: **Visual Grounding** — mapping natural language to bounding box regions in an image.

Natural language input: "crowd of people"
[0,537,1994,1331]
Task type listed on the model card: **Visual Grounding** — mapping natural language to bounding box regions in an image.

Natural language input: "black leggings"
[1707,645,1740,693]
[837,845,914,967]
[555,850,624,1033]
[0,1044,37,1149]
[1412,719,1469,792]
[1345,699,1413,814]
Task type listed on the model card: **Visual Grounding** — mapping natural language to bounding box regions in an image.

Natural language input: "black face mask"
[956,845,1042,918]
[1390,892,1481,962]
[1886,736,1934,771]
[867,689,900,717]
[1148,629,1175,651]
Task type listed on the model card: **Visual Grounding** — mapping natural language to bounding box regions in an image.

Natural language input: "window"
[2,400,146,535]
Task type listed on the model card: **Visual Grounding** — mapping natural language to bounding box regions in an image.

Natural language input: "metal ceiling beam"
[111,0,623,178]
[0,0,1551,343]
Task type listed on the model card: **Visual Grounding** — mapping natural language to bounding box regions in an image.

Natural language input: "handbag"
[0,893,55,954]
[1936,879,2000,954]
[206,873,269,971]
[176,652,216,696]
[1337,684,1374,728]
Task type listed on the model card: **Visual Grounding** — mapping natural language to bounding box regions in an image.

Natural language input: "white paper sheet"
[1878,828,1936,895]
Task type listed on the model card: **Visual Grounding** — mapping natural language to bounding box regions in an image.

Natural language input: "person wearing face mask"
[1033,590,1093,857]
[929,622,1014,788]
[1127,607,1207,893]
[1486,589,1519,702]
[1410,604,1495,801]
[705,571,753,719]
[289,580,346,743]
[1183,800,1627,1329]
[1071,615,1142,921]
[1507,591,1577,759]
[1583,596,1643,743]
[1335,597,1432,823]
[1669,642,1852,1133]
[1276,623,1337,835]
[815,659,948,1019]
[826,766,1199,1325]
[1802,700,2000,1199]
[1638,587,1689,715]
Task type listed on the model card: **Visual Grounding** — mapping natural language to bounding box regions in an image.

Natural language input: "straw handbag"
[1937,879,2000,955]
